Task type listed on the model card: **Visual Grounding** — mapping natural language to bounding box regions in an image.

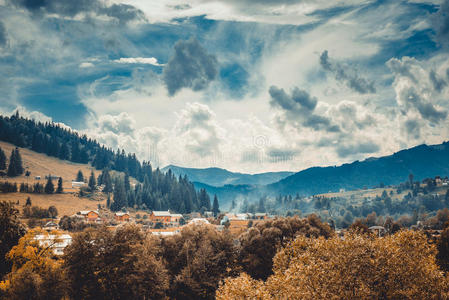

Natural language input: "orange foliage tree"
[217,230,449,299]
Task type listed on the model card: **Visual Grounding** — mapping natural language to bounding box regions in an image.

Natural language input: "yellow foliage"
[1,228,65,297]
[217,230,449,299]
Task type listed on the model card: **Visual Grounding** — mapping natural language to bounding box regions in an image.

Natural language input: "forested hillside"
[0,113,210,214]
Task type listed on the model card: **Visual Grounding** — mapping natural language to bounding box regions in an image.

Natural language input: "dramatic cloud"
[269,86,339,132]
[429,70,447,92]
[403,118,421,140]
[319,50,376,94]
[163,38,218,96]
[10,0,145,23]
[431,0,449,45]
[387,57,448,124]
[113,57,163,66]
[336,140,380,158]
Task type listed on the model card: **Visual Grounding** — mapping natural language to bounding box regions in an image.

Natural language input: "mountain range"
[161,165,294,187]
[163,141,449,208]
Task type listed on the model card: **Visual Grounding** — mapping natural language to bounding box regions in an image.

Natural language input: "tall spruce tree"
[212,194,220,217]
[56,177,63,193]
[0,147,6,170]
[7,148,23,177]
[102,169,113,194]
[44,175,54,194]
[88,171,96,191]
[111,176,127,211]
[76,170,84,182]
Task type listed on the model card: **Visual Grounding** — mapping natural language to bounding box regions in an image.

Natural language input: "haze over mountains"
[161,165,294,187]
[165,141,449,208]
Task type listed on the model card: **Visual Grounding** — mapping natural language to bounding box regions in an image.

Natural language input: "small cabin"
[78,210,100,222]
[115,212,130,222]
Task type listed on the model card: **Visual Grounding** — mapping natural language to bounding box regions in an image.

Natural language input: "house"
[149,211,172,223]
[149,211,183,226]
[436,176,443,187]
[34,233,72,255]
[45,175,60,180]
[170,213,183,226]
[35,176,41,180]
[78,210,100,222]
[115,212,130,222]
[43,221,59,231]
[254,213,268,220]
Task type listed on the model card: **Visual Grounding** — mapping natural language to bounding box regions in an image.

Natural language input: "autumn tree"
[161,224,238,299]
[437,226,449,272]
[217,230,449,299]
[238,215,333,280]
[1,229,67,300]
[64,225,168,300]
[0,201,26,278]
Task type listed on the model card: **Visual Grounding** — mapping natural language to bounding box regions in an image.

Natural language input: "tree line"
[0,112,145,180]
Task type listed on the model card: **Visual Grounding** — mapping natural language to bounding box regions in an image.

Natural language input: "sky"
[0,0,449,174]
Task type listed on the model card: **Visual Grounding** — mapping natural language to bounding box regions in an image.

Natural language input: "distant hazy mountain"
[191,141,449,208]
[161,165,294,187]
[268,141,449,195]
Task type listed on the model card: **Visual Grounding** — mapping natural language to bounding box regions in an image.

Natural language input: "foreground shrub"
[218,230,449,299]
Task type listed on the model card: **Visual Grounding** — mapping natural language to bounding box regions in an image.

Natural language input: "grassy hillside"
[0,141,106,216]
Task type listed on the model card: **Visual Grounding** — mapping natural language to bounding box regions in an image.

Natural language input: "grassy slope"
[0,141,106,216]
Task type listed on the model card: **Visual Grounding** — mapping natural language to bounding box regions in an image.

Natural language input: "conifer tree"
[88,171,96,192]
[124,172,130,191]
[7,148,23,177]
[76,170,84,182]
[56,177,63,193]
[25,197,31,206]
[0,146,6,170]
[213,194,220,217]
[111,176,127,211]
[44,175,54,194]
[102,169,113,194]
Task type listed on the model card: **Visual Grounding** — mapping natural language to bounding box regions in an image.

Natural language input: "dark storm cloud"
[399,88,447,123]
[11,0,145,23]
[319,50,376,94]
[269,86,317,112]
[336,140,380,158]
[269,85,339,132]
[431,0,449,45]
[429,70,447,92]
[163,38,218,96]
[404,119,421,139]
[0,22,6,47]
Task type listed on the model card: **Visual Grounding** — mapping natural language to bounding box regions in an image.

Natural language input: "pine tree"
[103,170,113,194]
[124,172,130,191]
[56,177,63,193]
[26,197,31,206]
[111,176,127,211]
[44,175,54,194]
[106,194,111,208]
[7,148,23,177]
[0,147,6,170]
[88,171,96,192]
[212,194,220,217]
[76,170,84,182]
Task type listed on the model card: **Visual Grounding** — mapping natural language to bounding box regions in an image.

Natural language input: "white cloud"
[79,62,94,68]
[113,57,163,66]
